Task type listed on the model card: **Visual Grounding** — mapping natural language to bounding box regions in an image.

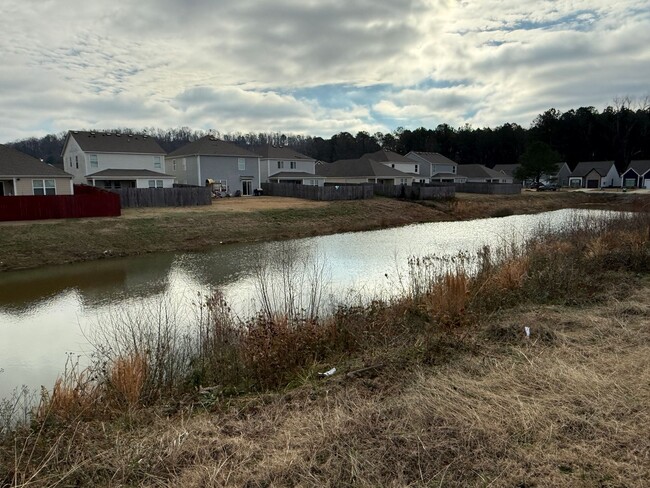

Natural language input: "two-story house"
[165,136,261,195]
[405,151,466,183]
[256,145,325,186]
[61,131,173,189]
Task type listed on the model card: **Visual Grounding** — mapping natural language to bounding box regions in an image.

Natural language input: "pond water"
[0,209,616,399]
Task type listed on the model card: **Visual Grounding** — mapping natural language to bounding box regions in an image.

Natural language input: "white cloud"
[0,0,649,141]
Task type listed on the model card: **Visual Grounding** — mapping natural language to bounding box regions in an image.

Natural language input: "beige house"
[0,144,73,196]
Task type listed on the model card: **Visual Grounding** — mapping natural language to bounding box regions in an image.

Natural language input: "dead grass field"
[1,192,648,271]
[3,282,648,487]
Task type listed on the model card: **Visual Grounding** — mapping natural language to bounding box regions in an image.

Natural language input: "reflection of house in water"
[0,255,175,314]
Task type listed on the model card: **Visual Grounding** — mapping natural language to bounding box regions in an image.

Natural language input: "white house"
[568,161,620,188]
[0,144,73,196]
[406,151,465,183]
[166,136,261,195]
[61,131,173,189]
[256,145,325,186]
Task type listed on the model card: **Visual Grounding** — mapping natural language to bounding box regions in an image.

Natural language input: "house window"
[153,156,162,169]
[415,164,419,173]
[452,166,456,174]
[391,164,395,168]
[290,161,296,169]
[148,180,164,188]
[277,161,284,169]
[172,159,176,171]
[69,157,72,167]
[182,158,187,170]
[238,158,245,171]
[90,154,98,168]
[33,179,56,196]
[75,156,79,169]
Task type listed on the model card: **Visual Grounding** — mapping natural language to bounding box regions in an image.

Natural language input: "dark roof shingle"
[407,151,458,166]
[570,161,616,177]
[67,131,166,154]
[168,136,260,158]
[0,144,72,178]
[254,145,313,160]
[86,169,173,178]
[316,158,413,178]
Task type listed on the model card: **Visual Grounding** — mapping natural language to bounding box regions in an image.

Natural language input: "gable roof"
[406,151,458,166]
[0,144,72,178]
[492,164,520,177]
[65,131,165,154]
[316,158,413,178]
[625,160,650,175]
[570,161,616,177]
[168,136,260,158]
[361,149,413,163]
[254,145,313,160]
[456,164,507,179]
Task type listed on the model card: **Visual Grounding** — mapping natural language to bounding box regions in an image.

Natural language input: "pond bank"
[1,191,647,272]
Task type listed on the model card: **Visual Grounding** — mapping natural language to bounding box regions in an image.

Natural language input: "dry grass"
[422,270,471,328]
[4,290,649,487]
[107,354,148,410]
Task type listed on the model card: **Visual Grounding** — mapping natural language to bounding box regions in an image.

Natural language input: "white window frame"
[153,156,162,169]
[414,164,419,173]
[277,161,284,169]
[172,159,177,171]
[148,179,164,188]
[90,154,98,169]
[33,179,56,196]
[238,158,246,171]
[290,161,296,169]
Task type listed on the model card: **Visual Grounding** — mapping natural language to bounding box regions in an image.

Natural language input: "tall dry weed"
[36,356,100,422]
[424,270,471,329]
[108,354,148,410]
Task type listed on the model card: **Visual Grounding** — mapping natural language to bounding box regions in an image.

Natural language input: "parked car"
[537,183,558,192]
[529,181,543,189]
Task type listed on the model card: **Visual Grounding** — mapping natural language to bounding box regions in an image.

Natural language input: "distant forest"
[8,98,650,172]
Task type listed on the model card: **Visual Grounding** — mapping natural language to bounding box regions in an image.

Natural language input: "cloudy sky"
[1,0,649,142]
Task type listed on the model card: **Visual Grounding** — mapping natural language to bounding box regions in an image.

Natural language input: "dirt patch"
[120,196,328,218]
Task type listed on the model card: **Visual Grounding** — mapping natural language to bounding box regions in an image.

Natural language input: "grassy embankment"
[1,210,649,486]
[1,191,648,272]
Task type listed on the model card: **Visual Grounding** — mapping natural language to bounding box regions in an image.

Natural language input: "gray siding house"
[406,151,465,183]
[166,137,261,195]
[256,145,325,186]
[61,131,172,189]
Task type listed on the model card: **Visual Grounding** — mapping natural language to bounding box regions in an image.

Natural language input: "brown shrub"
[108,354,148,410]
[423,270,471,329]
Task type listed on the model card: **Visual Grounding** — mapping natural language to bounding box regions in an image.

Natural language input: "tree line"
[8,98,650,171]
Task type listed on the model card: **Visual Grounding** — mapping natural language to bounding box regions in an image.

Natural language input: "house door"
[242,180,252,196]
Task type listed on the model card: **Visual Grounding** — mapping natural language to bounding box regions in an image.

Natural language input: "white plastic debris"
[524,326,531,338]
[318,367,337,378]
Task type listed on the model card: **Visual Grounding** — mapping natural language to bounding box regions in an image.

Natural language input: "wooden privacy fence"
[261,182,373,201]
[0,185,120,221]
[454,183,522,195]
[112,187,212,207]
[373,183,455,200]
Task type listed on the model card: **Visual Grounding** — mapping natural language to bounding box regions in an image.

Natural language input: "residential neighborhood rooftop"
[570,161,616,177]
[456,164,506,179]
[361,149,413,163]
[254,145,313,160]
[167,136,260,158]
[86,169,173,178]
[65,131,166,154]
[407,151,458,166]
[316,158,412,178]
[625,160,650,175]
[0,143,72,177]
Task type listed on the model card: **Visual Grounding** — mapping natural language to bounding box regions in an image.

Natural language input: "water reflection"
[0,209,621,399]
